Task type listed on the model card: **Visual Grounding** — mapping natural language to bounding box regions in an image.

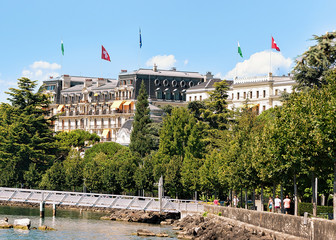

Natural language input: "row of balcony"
[58,124,122,131]
[60,109,134,117]
[59,96,133,105]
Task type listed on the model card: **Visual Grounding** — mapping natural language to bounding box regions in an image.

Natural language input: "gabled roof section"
[119,68,204,79]
[186,78,223,92]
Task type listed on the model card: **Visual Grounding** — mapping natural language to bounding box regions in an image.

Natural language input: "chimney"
[153,63,158,72]
[205,72,213,82]
[62,75,71,89]
[171,67,176,71]
[84,79,93,88]
[121,70,127,73]
[97,78,107,87]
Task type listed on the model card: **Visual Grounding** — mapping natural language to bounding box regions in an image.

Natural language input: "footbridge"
[0,187,203,213]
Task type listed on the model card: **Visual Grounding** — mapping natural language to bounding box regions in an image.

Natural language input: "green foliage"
[293,31,336,89]
[0,78,57,187]
[39,161,66,190]
[55,130,100,160]
[84,142,125,162]
[298,202,333,216]
[63,150,84,191]
[154,107,206,198]
[218,212,222,216]
[202,211,208,217]
[202,80,231,130]
[129,80,152,157]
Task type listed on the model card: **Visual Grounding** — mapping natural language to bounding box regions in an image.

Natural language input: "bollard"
[40,201,45,218]
[303,212,308,225]
[53,204,56,217]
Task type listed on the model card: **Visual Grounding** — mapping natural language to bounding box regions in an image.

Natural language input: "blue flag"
[139,28,142,48]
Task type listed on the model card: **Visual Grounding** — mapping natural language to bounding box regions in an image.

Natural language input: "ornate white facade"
[227,73,296,114]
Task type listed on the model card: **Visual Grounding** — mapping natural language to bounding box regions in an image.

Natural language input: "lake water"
[0,205,178,239]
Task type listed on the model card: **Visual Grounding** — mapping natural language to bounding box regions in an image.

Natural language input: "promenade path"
[0,187,203,213]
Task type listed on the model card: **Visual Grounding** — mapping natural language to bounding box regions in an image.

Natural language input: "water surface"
[0,205,177,239]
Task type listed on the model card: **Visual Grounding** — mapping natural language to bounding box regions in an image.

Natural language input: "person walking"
[283,195,291,214]
[267,196,273,212]
[274,195,281,213]
[233,195,239,208]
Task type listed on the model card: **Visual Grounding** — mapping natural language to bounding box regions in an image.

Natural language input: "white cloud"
[184,59,189,65]
[146,55,177,69]
[225,51,293,79]
[22,61,61,86]
[214,72,223,79]
[30,61,61,70]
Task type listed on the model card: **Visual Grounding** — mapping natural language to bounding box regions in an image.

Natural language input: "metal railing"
[0,187,204,213]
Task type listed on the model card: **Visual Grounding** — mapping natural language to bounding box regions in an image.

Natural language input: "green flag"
[238,41,243,58]
[61,40,64,56]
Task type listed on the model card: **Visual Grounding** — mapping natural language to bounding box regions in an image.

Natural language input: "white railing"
[0,187,204,213]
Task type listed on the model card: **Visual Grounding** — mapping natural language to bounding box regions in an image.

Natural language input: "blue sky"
[1,0,336,102]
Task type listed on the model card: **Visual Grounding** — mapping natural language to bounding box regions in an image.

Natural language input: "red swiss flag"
[101,45,111,61]
[271,37,280,51]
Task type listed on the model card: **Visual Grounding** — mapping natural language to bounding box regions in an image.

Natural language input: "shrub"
[218,212,222,216]
[298,202,333,217]
[202,211,208,217]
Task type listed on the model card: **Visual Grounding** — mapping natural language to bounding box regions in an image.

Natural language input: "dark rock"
[136,229,156,236]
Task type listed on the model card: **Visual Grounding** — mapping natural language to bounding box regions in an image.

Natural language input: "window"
[232,93,234,99]
[263,105,266,111]
[194,96,197,101]
[284,88,287,93]
[249,91,252,99]
[189,96,192,101]
[243,92,246,99]
[257,91,259,98]
[200,95,202,101]
[165,91,171,100]
[275,89,278,96]
[263,90,266,98]
[237,92,240,100]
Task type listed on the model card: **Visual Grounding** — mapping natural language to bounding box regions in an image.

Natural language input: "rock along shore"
[101,209,179,224]
[172,214,302,240]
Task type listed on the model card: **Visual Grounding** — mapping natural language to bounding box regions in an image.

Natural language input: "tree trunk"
[312,174,317,217]
[333,161,336,221]
[240,188,243,208]
[272,183,276,213]
[261,185,264,212]
[294,174,298,216]
[245,189,248,209]
[281,184,284,213]
[252,189,256,210]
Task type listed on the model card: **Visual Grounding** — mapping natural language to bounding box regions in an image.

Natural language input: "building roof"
[44,75,115,82]
[186,78,232,93]
[120,119,133,131]
[61,84,84,93]
[91,81,118,91]
[119,68,204,79]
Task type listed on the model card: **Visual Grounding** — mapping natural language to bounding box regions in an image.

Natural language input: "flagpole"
[270,36,272,76]
[61,39,63,75]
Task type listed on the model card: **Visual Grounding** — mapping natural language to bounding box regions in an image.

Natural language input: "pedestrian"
[283,195,291,214]
[233,195,239,208]
[274,195,281,213]
[267,196,273,212]
[225,197,231,207]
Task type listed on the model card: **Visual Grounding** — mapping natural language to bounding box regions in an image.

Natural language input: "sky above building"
[0,0,336,103]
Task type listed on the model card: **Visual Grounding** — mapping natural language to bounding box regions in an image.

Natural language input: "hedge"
[298,202,333,217]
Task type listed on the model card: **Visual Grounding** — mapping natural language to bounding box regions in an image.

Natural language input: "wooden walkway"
[0,187,204,213]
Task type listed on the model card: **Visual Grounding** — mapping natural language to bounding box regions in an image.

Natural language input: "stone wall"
[204,205,336,240]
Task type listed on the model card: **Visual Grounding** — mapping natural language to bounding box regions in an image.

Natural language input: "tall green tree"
[129,81,152,158]
[202,80,231,130]
[293,31,336,89]
[0,77,57,187]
